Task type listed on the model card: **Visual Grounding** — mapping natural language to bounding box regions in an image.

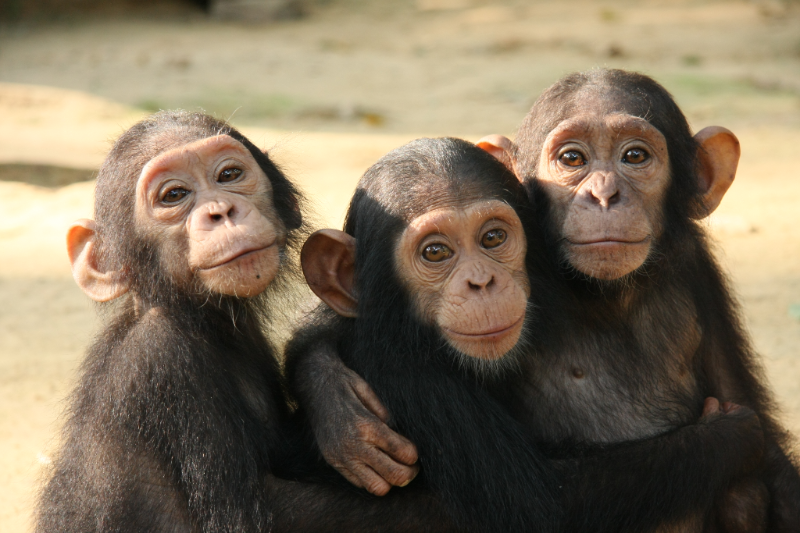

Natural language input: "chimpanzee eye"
[161,188,190,204]
[218,167,243,183]
[422,243,453,263]
[481,229,507,249]
[623,148,649,164]
[559,150,586,167]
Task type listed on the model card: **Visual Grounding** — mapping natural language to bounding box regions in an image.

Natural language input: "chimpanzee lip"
[443,314,524,340]
[201,241,276,270]
[568,235,651,246]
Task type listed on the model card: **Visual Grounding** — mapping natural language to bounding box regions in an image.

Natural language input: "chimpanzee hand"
[700,397,765,475]
[701,396,749,418]
[299,344,420,496]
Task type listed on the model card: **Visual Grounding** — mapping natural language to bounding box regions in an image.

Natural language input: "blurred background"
[1,1,799,531]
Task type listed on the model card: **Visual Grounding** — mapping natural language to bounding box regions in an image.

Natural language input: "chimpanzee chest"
[519,349,701,444]
[518,292,705,444]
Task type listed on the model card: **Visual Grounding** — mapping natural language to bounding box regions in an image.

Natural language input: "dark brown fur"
[287,135,768,533]
[286,70,798,532]
[511,69,799,532]
[36,111,452,533]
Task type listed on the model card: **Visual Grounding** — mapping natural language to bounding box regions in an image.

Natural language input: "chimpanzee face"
[394,199,530,360]
[536,112,670,280]
[135,135,287,297]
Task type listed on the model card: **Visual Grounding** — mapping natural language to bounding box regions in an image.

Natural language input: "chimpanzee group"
[36,69,799,533]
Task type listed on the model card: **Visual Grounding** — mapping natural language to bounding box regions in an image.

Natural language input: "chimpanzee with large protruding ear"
[476,69,800,532]
[35,110,455,533]
[289,136,767,533]
[286,70,798,532]
[295,137,561,533]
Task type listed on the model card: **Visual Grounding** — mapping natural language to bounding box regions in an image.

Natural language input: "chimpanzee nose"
[206,201,235,223]
[468,276,495,291]
[466,265,496,291]
[588,172,621,209]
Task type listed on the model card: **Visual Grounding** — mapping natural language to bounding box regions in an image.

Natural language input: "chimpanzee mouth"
[444,315,525,340]
[567,235,651,246]
[202,241,276,270]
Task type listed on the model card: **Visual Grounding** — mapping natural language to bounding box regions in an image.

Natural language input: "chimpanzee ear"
[301,229,358,318]
[691,126,741,219]
[67,219,129,302]
[476,135,518,178]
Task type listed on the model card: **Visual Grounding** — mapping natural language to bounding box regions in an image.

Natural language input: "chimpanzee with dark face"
[290,136,766,533]
[287,70,799,532]
[35,111,454,533]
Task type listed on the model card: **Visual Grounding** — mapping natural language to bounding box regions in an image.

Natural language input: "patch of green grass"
[599,8,618,22]
[133,91,390,127]
[207,93,299,122]
[136,99,165,113]
[135,93,302,123]
[670,73,800,99]
[661,72,800,126]
[681,54,703,67]
[668,74,758,97]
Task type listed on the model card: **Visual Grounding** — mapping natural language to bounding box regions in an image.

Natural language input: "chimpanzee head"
[302,137,541,374]
[67,111,304,309]
[478,69,740,282]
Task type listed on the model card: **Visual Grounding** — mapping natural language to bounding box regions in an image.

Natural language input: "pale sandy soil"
[0,1,799,531]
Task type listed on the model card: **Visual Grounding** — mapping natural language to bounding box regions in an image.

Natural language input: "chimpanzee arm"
[129,334,274,531]
[137,373,453,533]
[285,314,421,496]
[557,401,766,533]
[703,345,800,532]
[286,323,768,532]
[267,477,457,532]
[761,442,800,533]
[695,259,800,533]
[134,318,453,533]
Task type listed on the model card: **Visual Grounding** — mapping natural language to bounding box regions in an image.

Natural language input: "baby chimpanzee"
[291,136,765,533]
[36,111,452,533]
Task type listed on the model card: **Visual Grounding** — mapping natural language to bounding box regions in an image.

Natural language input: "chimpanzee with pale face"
[290,136,766,533]
[478,69,800,532]
[288,70,799,532]
[295,137,559,532]
[35,111,454,533]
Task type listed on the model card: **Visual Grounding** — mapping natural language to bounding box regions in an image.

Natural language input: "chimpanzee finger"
[702,397,721,417]
[342,462,393,497]
[359,445,420,488]
[369,422,419,467]
[350,378,391,424]
[721,401,742,414]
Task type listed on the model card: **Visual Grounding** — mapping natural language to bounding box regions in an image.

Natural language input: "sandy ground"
[0,1,799,531]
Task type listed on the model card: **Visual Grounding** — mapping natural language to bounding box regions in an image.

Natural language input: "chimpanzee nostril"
[211,214,223,222]
[468,275,495,291]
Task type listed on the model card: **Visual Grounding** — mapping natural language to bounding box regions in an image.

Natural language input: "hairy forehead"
[568,84,652,117]
[405,199,516,230]
[140,135,250,177]
[548,113,664,140]
[372,178,510,224]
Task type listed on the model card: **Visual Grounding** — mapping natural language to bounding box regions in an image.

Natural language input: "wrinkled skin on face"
[537,112,670,280]
[395,200,530,360]
[135,135,287,296]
